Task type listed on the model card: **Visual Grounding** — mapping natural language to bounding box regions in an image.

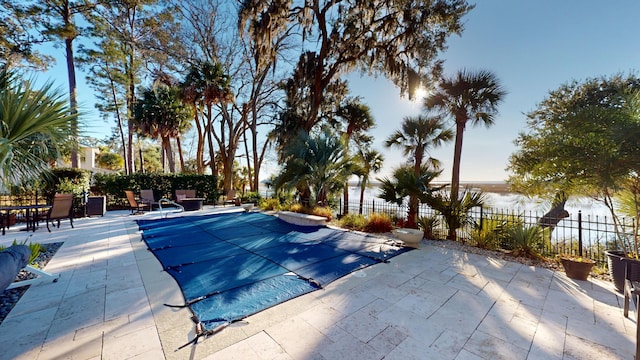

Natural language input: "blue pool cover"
[137,211,410,337]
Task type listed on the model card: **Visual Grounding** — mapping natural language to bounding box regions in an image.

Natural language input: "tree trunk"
[450,120,466,201]
[65,36,79,168]
[176,135,185,172]
[162,136,175,173]
[193,106,204,173]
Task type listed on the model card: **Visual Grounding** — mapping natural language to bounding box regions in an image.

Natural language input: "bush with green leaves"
[417,215,441,240]
[259,197,281,211]
[339,213,366,231]
[506,225,544,259]
[92,173,218,204]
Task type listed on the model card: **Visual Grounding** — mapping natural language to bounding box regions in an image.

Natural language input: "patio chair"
[125,190,149,214]
[46,193,74,232]
[223,189,238,206]
[140,189,159,210]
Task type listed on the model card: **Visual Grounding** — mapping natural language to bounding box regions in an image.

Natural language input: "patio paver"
[0,207,635,359]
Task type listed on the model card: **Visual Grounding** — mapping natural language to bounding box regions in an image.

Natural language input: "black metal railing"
[339,199,631,263]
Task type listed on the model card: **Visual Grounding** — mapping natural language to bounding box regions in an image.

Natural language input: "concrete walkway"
[0,207,635,359]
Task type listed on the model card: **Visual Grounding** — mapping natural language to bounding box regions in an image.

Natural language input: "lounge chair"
[46,193,74,232]
[125,190,149,214]
[140,189,159,210]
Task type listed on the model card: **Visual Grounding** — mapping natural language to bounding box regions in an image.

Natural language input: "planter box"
[87,196,106,216]
[606,250,640,292]
[560,258,594,281]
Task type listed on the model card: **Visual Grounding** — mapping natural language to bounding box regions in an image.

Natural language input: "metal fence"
[339,199,632,264]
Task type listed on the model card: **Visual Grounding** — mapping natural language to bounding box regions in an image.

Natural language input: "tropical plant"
[506,225,544,259]
[181,60,237,188]
[385,114,453,173]
[425,69,506,201]
[427,189,485,242]
[339,213,367,231]
[336,97,375,215]
[354,148,384,215]
[0,67,75,190]
[471,216,515,250]
[417,215,441,240]
[378,165,442,228]
[133,83,192,173]
[274,130,353,206]
[383,115,452,228]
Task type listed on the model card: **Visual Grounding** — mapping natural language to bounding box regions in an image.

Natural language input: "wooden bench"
[277,211,327,226]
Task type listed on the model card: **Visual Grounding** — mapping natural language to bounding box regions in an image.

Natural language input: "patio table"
[0,204,51,235]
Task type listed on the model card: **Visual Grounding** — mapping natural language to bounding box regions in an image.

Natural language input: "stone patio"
[0,207,635,359]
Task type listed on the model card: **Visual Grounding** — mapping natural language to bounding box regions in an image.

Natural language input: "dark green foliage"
[427,189,485,242]
[39,168,91,215]
[92,173,218,204]
[240,191,260,204]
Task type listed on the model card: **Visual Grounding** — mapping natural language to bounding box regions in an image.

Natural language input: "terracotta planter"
[560,257,595,281]
[606,250,640,292]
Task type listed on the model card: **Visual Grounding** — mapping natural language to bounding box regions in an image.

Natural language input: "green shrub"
[311,206,333,221]
[417,215,441,240]
[339,213,366,231]
[259,197,281,211]
[92,173,218,204]
[507,225,544,259]
[240,191,261,204]
[364,213,393,233]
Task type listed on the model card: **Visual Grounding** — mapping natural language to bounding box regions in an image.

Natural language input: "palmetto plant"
[427,189,485,242]
[274,130,353,206]
[0,67,75,190]
[378,165,442,228]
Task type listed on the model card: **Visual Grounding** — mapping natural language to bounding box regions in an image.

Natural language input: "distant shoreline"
[350,181,512,194]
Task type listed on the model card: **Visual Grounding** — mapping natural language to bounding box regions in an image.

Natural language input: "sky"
[41,1,640,183]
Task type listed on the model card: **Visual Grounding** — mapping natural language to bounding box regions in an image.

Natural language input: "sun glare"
[412,87,429,102]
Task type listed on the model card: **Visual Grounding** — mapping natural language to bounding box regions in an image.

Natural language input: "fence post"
[339,198,342,216]
[372,200,375,213]
[479,207,483,231]
[578,210,583,257]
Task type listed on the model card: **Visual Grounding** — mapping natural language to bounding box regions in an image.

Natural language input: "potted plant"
[559,255,595,281]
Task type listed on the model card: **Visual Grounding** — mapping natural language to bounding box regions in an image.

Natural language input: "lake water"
[345,185,613,218]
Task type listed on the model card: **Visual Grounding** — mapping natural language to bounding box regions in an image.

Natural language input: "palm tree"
[274,130,353,206]
[384,115,452,227]
[336,98,375,214]
[0,67,75,190]
[133,84,191,173]
[385,114,453,174]
[355,148,384,215]
[424,69,506,200]
[181,60,233,176]
[378,165,442,228]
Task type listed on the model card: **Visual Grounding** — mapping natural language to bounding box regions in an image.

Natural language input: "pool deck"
[0,206,636,359]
